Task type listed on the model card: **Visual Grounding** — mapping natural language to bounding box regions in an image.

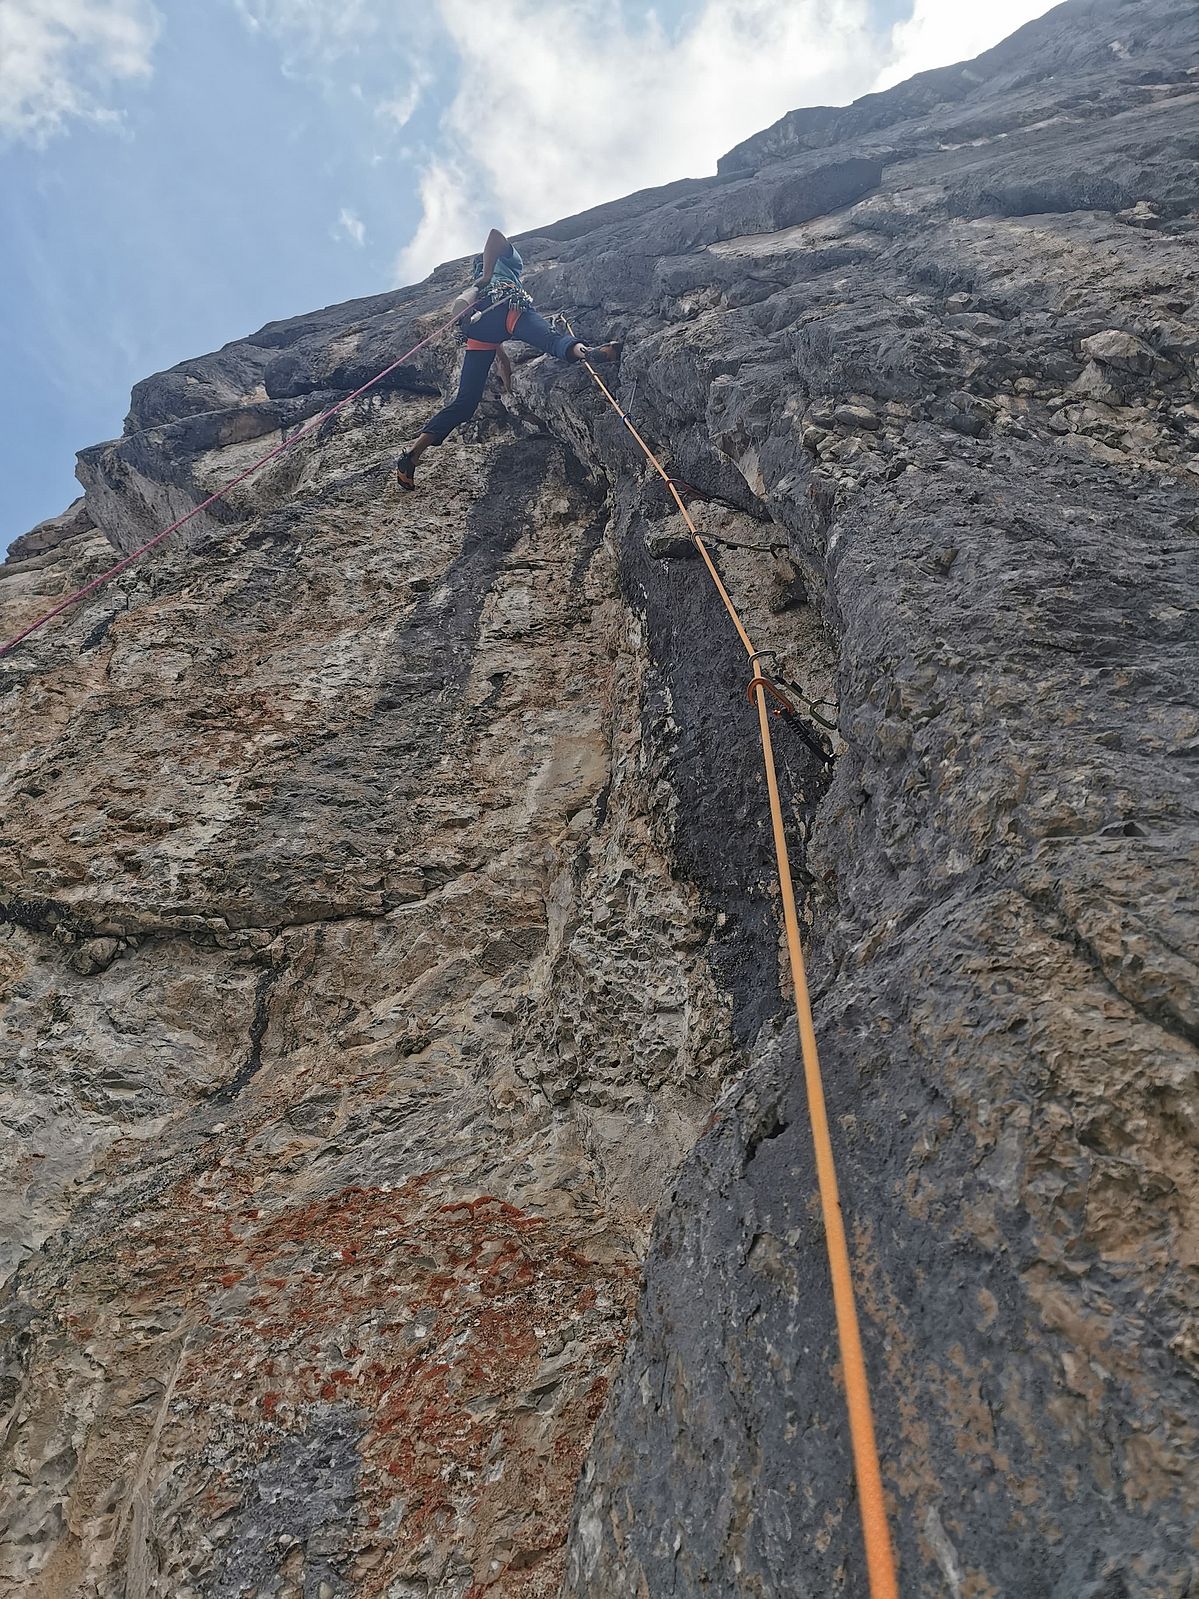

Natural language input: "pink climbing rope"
[0,306,466,658]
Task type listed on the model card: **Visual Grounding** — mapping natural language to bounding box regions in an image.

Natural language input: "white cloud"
[334,205,367,246]
[397,0,881,282]
[394,0,1068,286]
[376,71,427,131]
[874,0,1061,90]
[393,158,478,285]
[0,0,160,143]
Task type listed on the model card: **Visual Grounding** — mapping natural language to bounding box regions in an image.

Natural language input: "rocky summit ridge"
[2,1,1198,1595]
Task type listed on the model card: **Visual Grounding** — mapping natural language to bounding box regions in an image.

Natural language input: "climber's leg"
[420,348,498,442]
[398,338,498,488]
[510,308,579,360]
[510,309,621,364]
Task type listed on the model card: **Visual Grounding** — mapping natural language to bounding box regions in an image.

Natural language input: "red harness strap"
[465,303,522,351]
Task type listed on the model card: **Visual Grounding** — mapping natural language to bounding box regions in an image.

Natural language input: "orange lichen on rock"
[98,1165,637,1598]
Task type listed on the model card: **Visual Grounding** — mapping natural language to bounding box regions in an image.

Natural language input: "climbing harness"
[569,327,900,1599]
[465,302,524,353]
[462,276,535,349]
[477,279,534,316]
[0,303,472,658]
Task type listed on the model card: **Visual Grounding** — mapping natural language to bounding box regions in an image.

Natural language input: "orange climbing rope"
[574,341,900,1599]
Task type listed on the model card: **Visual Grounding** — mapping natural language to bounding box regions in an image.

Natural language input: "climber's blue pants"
[421,302,579,444]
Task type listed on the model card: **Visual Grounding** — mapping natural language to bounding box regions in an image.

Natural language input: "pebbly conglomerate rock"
[2,1,1197,1595]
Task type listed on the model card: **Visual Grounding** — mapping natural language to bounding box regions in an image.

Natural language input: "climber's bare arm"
[479,228,510,285]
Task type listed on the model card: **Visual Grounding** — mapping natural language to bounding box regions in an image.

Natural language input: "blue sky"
[0,0,1059,549]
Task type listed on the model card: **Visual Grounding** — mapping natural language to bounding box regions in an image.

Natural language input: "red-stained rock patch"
[110,1170,638,1597]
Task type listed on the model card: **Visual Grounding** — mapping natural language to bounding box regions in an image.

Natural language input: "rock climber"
[395,227,621,490]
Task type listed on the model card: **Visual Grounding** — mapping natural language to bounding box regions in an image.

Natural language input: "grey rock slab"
[1082,327,1157,372]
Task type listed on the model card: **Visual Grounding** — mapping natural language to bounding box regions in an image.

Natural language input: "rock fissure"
[211,969,281,1105]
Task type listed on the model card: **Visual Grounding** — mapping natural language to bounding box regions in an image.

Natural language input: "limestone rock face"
[2,1,1198,1596]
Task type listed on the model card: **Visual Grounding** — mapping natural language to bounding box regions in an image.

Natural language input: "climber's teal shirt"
[471,243,523,295]
[473,243,531,315]
[488,244,523,290]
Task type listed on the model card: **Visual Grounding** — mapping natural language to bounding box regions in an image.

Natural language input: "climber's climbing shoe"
[590,340,623,363]
[395,451,417,491]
